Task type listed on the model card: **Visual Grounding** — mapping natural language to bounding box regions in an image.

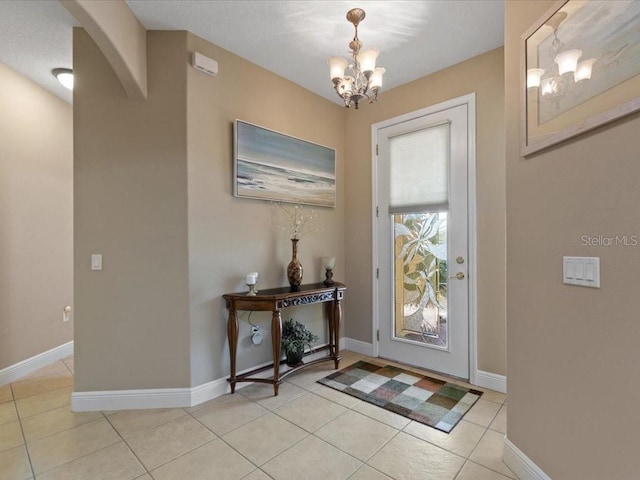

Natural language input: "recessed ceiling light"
[52,68,74,90]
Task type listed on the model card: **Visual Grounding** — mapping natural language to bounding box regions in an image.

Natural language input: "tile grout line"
[12,385,76,420]
[461,458,516,480]
[25,417,121,477]
[185,410,263,469]
[18,408,103,445]
[259,380,402,473]
[214,405,316,471]
[188,407,299,476]
[102,411,155,477]
[357,422,403,464]
[466,428,517,480]
[13,362,87,479]
[16,359,144,480]
[61,358,74,376]
[347,462,389,480]
[453,459,472,480]
[8,388,36,480]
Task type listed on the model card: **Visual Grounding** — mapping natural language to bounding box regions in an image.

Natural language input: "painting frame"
[233,120,336,208]
[521,0,640,156]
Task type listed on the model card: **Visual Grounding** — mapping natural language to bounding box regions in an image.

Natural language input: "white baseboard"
[0,341,74,386]
[73,341,345,412]
[474,369,507,394]
[72,387,192,411]
[343,337,374,356]
[504,437,551,480]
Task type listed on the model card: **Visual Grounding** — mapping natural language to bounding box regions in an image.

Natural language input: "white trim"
[0,341,74,386]
[72,387,192,411]
[504,437,552,480]
[343,338,374,356]
[371,93,478,382]
[466,94,478,386]
[73,338,348,412]
[474,370,507,394]
[371,121,381,356]
[190,377,230,407]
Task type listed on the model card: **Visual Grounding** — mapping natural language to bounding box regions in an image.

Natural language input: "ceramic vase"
[287,238,303,291]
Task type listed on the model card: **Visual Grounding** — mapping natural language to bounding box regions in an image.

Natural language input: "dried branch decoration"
[272,202,322,240]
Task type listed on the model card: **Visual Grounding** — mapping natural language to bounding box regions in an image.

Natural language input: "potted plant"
[282,319,318,366]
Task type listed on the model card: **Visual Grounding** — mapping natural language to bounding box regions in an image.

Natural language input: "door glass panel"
[393,212,448,348]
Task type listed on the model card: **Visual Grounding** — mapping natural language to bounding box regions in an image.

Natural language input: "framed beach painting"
[233,120,336,208]
[522,0,640,156]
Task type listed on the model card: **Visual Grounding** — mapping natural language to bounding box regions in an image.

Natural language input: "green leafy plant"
[282,319,318,361]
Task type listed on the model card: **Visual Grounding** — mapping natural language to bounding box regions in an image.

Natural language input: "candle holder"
[323,268,335,286]
[245,272,258,296]
[322,257,335,287]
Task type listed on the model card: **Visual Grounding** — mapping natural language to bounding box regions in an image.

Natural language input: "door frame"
[371,93,478,384]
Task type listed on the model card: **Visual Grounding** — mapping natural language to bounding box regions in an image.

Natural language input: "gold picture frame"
[521,0,640,156]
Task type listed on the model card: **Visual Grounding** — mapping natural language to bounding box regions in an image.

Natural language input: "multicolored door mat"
[317,361,483,433]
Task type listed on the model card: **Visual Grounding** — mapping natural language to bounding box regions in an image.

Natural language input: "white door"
[375,98,472,379]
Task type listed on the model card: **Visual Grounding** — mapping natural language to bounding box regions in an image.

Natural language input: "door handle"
[448,272,465,280]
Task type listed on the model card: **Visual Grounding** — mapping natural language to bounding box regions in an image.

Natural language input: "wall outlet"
[250,325,263,345]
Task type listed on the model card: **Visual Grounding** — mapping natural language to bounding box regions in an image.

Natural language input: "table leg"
[326,302,335,358]
[271,310,282,396]
[333,295,342,369]
[227,306,238,393]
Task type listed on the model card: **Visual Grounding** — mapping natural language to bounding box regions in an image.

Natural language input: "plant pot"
[285,348,304,367]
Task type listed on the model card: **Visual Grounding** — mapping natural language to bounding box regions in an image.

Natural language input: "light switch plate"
[563,256,599,288]
[91,254,102,271]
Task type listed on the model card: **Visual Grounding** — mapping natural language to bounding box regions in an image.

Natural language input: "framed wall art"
[522,0,640,156]
[233,120,336,208]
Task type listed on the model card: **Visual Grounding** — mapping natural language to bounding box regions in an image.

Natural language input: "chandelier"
[328,8,385,109]
[527,11,596,102]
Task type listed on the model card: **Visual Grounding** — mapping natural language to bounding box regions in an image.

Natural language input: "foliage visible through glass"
[394,212,448,347]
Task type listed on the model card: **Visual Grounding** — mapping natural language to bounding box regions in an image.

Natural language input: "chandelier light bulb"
[357,48,379,75]
[526,68,545,88]
[555,49,582,75]
[370,67,386,90]
[574,58,596,82]
[328,57,348,81]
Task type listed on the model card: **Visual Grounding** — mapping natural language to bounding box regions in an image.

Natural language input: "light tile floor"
[0,352,516,480]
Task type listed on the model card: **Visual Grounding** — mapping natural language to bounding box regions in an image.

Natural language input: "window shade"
[388,121,450,214]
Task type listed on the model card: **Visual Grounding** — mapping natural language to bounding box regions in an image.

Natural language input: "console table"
[223,282,345,396]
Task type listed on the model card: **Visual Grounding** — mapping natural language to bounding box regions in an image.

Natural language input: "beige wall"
[74,27,345,390]
[185,33,345,384]
[506,2,640,478]
[0,63,73,370]
[344,48,506,376]
[73,29,191,391]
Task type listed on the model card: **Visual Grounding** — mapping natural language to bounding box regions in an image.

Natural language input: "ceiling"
[0,1,504,106]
